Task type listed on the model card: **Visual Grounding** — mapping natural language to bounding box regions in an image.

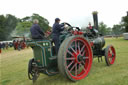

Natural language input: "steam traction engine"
[27,11,116,82]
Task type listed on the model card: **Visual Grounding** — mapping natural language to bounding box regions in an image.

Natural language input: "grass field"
[0,37,128,85]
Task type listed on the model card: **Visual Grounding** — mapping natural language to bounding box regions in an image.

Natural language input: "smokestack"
[92,11,98,31]
[127,11,128,16]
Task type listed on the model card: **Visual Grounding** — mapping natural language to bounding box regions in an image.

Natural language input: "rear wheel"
[58,36,93,81]
[105,45,116,66]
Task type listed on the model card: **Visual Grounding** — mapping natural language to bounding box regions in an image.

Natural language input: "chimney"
[127,11,128,16]
[92,11,98,31]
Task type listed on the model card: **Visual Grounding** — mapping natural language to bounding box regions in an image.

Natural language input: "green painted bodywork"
[26,33,71,74]
[27,40,57,68]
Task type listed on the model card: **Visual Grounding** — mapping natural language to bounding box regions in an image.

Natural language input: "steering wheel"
[61,22,80,32]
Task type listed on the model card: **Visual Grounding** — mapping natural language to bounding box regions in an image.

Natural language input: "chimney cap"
[92,11,98,14]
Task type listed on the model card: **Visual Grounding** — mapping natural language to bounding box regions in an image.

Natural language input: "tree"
[0,14,18,40]
[0,15,6,40]
[4,14,18,39]
[13,21,32,37]
[106,27,112,35]
[98,22,112,35]
[121,15,128,32]
[98,22,107,35]
[112,24,122,35]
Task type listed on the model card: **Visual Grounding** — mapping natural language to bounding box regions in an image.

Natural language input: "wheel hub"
[74,52,83,63]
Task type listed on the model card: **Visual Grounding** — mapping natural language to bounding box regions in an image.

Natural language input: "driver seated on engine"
[30,19,45,40]
[52,18,66,55]
[88,22,98,36]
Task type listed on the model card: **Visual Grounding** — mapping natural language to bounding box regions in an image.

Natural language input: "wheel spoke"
[110,58,112,62]
[83,57,89,60]
[75,40,77,51]
[78,42,81,53]
[70,46,77,54]
[80,63,86,72]
[80,45,85,55]
[31,72,34,77]
[67,61,74,68]
[110,54,112,57]
[108,53,112,58]
[75,63,77,76]
[67,50,74,56]
[66,57,75,60]
[69,63,77,72]
[81,51,85,56]
[81,61,85,65]
[78,63,81,73]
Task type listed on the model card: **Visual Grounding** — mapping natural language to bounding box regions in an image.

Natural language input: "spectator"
[2,43,5,50]
[0,42,2,53]
[5,42,8,50]
[13,40,17,50]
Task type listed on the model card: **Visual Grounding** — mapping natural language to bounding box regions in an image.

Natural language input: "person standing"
[0,42,2,53]
[52,18,65,54]
[5,42,8,50]
[13,40,16,50]
[2,43,5,50]
[88,22,93,30]
[88,22,98,36]
[30,19,45,39]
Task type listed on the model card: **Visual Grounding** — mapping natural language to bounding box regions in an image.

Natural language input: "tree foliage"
[112,24,124,35]
[98,22,112,35]
[121,15,128,32]
[0,14,18,40]
[14,21,32,37]
[0,15,6,40]
[0,13,51,40]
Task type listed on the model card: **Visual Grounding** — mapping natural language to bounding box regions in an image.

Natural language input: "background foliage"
[0,14,51,41]
[121,15,128,32]
[0,14,18,40]
[0,12,128,41]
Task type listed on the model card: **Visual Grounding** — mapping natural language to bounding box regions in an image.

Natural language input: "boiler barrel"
[93,37,105,49]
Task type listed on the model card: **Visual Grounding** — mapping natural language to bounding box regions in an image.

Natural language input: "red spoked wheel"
[105,45,116,66]
[58,36,93,81]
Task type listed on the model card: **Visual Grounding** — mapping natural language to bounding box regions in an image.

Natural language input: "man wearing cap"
[52,18,65,54]
[30,19,45,39]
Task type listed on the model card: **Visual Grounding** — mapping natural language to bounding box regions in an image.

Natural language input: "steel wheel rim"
[64,37,92,80]
[108,46,116,64]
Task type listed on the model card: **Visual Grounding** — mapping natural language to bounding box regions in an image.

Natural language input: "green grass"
[0,37,128,85]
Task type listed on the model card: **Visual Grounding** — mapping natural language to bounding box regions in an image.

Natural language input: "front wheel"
[28,59,39,83]
[58,36,93,81]
[105,45,116,66]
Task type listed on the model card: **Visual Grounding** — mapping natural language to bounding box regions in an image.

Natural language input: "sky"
[0,0,128,27]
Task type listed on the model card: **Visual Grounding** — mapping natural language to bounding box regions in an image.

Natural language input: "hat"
[55,18,60,22]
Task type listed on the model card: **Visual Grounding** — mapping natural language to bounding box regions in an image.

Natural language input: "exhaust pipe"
[92,11,98,31]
